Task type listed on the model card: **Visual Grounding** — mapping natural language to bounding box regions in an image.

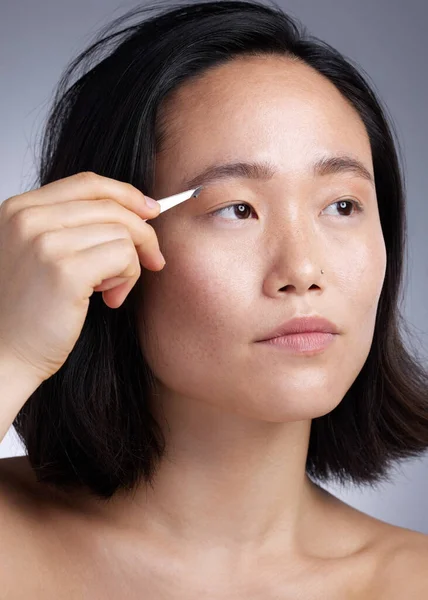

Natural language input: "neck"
[89,389,327,560]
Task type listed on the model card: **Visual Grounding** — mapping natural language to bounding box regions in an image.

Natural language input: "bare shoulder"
[0,455,58,538]
[373,522,428,599]
[0,456,76,596]
[0,454,73,525]
[317,488,428,598]
[388,528,428,595]
[0,457,42,584]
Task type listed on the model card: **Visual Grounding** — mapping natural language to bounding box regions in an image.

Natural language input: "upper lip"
[256,316,340,341]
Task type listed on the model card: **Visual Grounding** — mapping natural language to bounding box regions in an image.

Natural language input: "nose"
[262,217,325,296]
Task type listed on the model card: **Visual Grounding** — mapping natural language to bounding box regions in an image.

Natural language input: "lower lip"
[257,332,336,353]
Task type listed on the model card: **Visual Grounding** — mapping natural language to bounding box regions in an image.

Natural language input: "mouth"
[256,315,340,343]
[256,331,337,354]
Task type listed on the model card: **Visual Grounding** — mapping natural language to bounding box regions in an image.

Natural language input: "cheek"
[339,228,386,319]
[136,240,253,374]
[336,226,387,377]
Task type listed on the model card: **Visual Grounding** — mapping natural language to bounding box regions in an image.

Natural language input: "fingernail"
[146,196,159,209]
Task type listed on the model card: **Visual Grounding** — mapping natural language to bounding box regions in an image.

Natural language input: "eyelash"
[209,199,364,220]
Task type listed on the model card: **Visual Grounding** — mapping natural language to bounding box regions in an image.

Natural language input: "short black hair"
[13,0,428,500]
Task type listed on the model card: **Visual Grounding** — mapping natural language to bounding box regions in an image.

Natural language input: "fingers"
[22,200,166,267]
[2,172,160,221]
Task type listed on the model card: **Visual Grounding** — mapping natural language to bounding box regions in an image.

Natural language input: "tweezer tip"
[191,185,204,198]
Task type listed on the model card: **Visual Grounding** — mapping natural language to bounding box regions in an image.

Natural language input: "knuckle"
[0,200,10,222]
[122,237,137,257]
[112,237,138,269]
[52,257,75,289]
[32,231,55,260]
[97,198,117,211]
[112,235,133,252]
[9,206,37,237]
[110,222,130,238]
[98,200,142,232]
[1,195,20,220]
[2,195,16,208]
[76,171,98,185]
[130,250,142,277]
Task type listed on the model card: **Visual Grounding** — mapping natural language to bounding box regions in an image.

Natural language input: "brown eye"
[323,199,364,217]
[210,199,364,221]
[210,202,255,220]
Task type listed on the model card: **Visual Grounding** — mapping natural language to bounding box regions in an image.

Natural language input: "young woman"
[1,0,427,597]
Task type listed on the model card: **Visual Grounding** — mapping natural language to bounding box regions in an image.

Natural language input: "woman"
[0,0,427,596]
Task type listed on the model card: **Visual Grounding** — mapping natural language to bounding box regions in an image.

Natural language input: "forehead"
[155,55,372,189]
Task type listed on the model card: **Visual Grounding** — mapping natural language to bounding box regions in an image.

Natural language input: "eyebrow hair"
[182,154,375,190]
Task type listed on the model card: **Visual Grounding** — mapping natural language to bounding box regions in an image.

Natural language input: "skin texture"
[2,53,428,599]
[88,54,388,578]
[7,54,422,598]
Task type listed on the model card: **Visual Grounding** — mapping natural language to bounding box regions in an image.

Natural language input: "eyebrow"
[182,154,375,190]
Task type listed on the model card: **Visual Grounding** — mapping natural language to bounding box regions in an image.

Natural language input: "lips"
[257,316,339,341]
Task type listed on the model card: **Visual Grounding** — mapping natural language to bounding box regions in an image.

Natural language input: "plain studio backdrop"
[0,0,427,532]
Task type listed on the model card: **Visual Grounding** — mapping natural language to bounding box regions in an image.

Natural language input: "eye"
[209,199,364,221]
[323,199,364,217]
[209,203,256,220]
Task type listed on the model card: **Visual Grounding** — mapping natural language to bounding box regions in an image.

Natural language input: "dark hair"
[13,0,428,500]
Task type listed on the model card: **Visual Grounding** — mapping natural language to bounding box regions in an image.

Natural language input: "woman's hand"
[0,171,165,385]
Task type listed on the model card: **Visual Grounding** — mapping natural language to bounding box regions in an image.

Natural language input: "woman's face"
[136,55,387,422]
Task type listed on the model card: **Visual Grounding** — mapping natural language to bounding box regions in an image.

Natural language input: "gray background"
[1,0,427,532]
